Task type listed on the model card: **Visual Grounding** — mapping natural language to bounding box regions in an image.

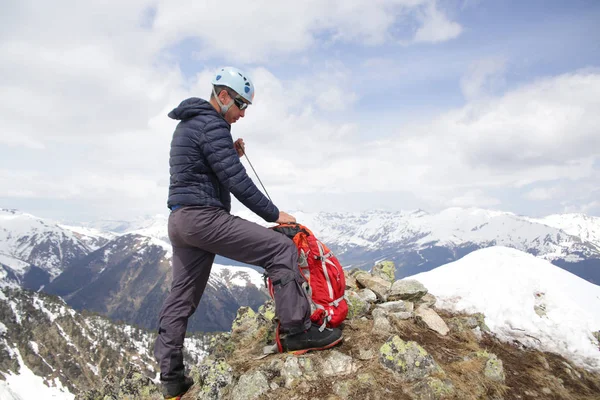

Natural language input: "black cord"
[240,146,272,202]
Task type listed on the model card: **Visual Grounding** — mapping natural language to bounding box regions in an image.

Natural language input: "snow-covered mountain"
[0,287,206,399]
[231,207,600,283]
[412,246,600,371]
[527,213,600,246]
[81,214,169,243]
[279,208,600,258]
[0,209,112,291]
[43,233,268,332]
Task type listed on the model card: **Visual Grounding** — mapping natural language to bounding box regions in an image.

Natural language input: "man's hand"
[276,211,296,224]
[234,138,245,157]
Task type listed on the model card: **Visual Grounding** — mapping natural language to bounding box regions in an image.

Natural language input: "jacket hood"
[168,97,221,121]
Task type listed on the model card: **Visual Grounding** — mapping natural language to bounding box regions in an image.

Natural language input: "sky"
[1,0,599,223]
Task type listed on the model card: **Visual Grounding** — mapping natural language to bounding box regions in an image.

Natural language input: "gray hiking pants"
[154,206,311,381]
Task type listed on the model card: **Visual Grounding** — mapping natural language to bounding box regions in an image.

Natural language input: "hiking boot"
[281,324,343,355]
[161,376,194,399]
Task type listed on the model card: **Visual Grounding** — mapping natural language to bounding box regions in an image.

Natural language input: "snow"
[9,301,22,324]
[184,337,208,362]
[29,341,39,354]
[232,207,596,260]
[528,213,600,247]
[86,363,99,376]
[58,224,114,242]
[125,214,169,243]
[0,253,30,275]
[32,295,59,322]
[0,209,94,278]
[211,264,265,289]
[411,246,600,371]
[0,348,74,400]
[0,322,6,335]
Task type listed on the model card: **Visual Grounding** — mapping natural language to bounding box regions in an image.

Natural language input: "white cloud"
[449,190,501,207]
[525,186,564,201]
[151,0,461,62]
[413,1,463,43]
[1,1,599,220]
[460,57,507,100]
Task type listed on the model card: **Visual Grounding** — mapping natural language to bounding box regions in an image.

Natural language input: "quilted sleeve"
[201,120,280,222]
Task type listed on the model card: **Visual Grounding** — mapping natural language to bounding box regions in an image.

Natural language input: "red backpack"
[269,223,348,329]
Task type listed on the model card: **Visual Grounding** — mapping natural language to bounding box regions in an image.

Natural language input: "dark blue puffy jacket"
[167,97,279,222]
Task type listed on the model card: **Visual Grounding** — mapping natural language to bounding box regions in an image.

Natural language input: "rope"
[238,144,272,202]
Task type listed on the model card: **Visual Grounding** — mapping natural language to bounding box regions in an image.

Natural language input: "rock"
[542,387,552,395]
[389,312,414,322]
[322,350,357,376]
[371,261,396,283]
[281,357,303,388]
[206,332,235,359]
[372,308,392,333]
[476,351,505,383]
[333,381,351,399]
[354,272,391,301]
[463,316,479,329]
[344,271,359,290]
[345,291,370,319]
[376,300,414,313]
[194,358,234,400]
[534,304,547,317]
[357,288,378,303]
[357,348,374,360]
[419,293,436,308]
[379,335,440,381]
[231,307,259,341]
[410,377,454,400]
[258,300,276,322]
[232,371,270,400]
[415,306,449,336]
[388,279,428,302]
[357,373,375,386]
[473,313,490,332]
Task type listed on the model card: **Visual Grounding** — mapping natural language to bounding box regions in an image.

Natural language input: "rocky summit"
[79,261,600,400]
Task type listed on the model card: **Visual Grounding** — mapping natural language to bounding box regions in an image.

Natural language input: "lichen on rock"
[379,335,441,381]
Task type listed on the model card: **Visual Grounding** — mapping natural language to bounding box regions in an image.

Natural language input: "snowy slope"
[0,209,104,280]
[83,214,170,243]
[0,347,74,400]
[411,246,600,371]
[528,213,600,247]
[0,288,206,399]
[210,264,265,289]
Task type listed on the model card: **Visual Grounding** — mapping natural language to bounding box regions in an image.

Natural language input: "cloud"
[2,1,599,220]
[413,1,463,43]
[449,190,501,207]
[460,57,507,100]
[151,0,461,62]
[524,186,564,201]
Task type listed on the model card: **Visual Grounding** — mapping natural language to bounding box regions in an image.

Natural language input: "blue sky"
[0,0,599,222]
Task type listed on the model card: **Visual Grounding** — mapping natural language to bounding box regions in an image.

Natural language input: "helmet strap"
[213,87,234,117]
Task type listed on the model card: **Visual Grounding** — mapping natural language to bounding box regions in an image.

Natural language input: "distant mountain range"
[1,207,599,335]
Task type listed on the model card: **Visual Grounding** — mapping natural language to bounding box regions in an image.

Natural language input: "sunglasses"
[232,96,249,111]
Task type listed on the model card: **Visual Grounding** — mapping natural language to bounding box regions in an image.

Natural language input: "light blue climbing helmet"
[211,66,255,104]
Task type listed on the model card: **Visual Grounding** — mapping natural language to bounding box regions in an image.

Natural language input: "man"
[154,67,343,399]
